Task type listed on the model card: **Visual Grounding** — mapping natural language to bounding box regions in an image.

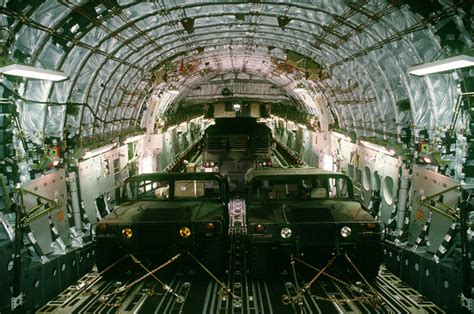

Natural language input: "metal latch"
[11,293,24,311]
[460,293,473,312]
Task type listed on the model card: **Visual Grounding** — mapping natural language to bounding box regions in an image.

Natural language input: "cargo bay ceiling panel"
[0,0,471,144]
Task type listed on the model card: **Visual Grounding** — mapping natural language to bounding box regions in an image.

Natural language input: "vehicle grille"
[296,223,336,244]
[290,208,334,222]
[137,224,175,248]
[289,208,336,245]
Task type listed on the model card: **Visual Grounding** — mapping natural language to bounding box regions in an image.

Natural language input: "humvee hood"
[327,201,375,221]
[281,201,374,222]
[102,200,224,223]
[263,200,375,223]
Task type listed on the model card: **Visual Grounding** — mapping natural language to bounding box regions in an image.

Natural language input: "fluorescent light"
[82,144,116,159]
[0,64,68,81]
[50,158,60,167]
[124,134,145,144]
[408,55,474,76]
[421,156,432,164]
[360,140,395,156]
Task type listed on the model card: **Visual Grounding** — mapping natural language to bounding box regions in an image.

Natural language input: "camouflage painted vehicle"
[95,172,229,277]
[245,167,384,278]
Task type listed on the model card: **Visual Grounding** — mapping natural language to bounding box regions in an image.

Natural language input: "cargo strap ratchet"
[187,250,242,306]
[282,253,384,309]
[98,253,183,306]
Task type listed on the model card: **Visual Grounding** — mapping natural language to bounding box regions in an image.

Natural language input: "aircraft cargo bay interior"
[0,1,473,313]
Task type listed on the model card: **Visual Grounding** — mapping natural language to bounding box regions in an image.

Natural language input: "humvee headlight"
[122,227,133,239]
[280,227,292,239]
[340,226,352,238]
[180,226,191,238]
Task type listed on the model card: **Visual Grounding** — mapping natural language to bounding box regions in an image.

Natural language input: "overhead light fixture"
[421,156,432,164]
[82,144,116,160]
[124,134,145,144]
[360,140,395,156]
[49,157,61,168]
[408,55,474,76]
[0,64,68,81]
[233,103,241,111]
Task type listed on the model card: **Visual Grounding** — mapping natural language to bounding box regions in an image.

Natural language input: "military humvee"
[95,172,229,278]
[245,167,384,278]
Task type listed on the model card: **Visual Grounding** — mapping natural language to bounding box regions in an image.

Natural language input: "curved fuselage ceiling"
[0,1,471,143]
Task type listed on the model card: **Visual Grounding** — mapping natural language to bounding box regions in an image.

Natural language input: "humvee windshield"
[125,178,223,201]
[250,175,351,200]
